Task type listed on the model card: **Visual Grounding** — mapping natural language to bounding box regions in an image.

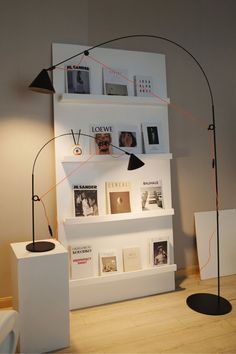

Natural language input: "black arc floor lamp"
[29,34,232,315]
[26,131,144,253]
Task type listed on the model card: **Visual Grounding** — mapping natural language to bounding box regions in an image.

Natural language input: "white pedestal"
[10,239,70,353]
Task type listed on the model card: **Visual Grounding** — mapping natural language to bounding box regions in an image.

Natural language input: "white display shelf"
[70,264,177,286]
[62,153,172,163]
[59,93,170,106]
[64,208,174,225]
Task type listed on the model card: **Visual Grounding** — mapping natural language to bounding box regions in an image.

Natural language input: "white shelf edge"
[64,208,174,225]
[59,93,170,106]
[62,153,172,163]
[70,264,177,286]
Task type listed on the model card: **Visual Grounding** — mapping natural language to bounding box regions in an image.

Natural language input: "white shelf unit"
[53,43,176,309]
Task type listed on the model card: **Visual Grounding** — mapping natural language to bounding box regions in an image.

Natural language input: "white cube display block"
[10,239,70,353]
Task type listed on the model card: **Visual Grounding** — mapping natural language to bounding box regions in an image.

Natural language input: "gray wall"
[0,0,235,297]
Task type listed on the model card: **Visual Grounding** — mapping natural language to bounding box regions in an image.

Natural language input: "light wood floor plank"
[50,274,236,354]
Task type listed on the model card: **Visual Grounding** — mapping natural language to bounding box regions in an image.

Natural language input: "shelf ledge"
[70,264,177,286]
[62,153,172,163]
[59,93,170,106]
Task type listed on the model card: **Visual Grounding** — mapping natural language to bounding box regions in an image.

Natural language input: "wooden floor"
[51,274,236,354]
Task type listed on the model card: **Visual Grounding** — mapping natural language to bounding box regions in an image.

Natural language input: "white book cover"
[102,67,129,96]
[123,247,142,272]
[142,120,165,154]
[70,244,93,279]
[149,237,169,267]
[134,75,153,97]
[99,250,119,275]
[105,181,132,214]
[112,125,142,154]
[89,124,114,155]
[141,179,164,211]
[65,65,90,94]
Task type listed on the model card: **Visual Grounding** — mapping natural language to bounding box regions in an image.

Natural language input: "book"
[73,185,98,217]
[149,237,169,267]
[90,124,113,155]
[112,125,142,154]
[102,67,129,96]
[99,250,119,275]
[65,65,90,94]
[142,121,165,154]
[123,247,142,272]
[69,244,93,279]
[105,181,131,214]
[134,75,153,97]
[141,180,164,211]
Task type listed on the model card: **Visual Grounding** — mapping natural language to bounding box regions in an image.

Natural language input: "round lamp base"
[26,241,55,253]
[186,293,232,316]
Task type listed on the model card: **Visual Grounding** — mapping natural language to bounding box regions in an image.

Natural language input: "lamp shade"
[29,69,55,94]
[127,153,145,170]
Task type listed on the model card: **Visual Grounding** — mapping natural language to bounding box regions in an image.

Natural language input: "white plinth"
[10,239,70,353]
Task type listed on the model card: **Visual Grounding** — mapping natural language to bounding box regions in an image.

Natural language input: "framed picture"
[112,125,142,154]
[149,237,169,267]
[99,250,119,275]
[140,179,164,211]
[73,185,99,217]
[142,120,165,153]
[65,65,90,94]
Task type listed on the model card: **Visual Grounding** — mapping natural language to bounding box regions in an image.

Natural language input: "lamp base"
[186,293,232,315]
[26,241,55,252]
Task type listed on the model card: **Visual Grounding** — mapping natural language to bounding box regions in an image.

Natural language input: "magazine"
[90,124,113,155]
[141,180,164,211]
[149,237,169,267]
[65,65,90,94]
[102,67,129,96]
[105,181,131,214]
[134,75,153,97]
[123,247,142,272]
[99,250,119,275]
[112,125,142,154]
[69,244,93,279]
[142,121,165,154]
[73,185,98,217]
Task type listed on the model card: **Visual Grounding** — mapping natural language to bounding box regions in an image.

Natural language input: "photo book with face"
[105,181,132,214]
[141,179,164,211]
[149,237,169,267]
[112,125,142,155]
[90,124,113,155]
[69,244,93,279]
[65,65,90,94]
[73,185,99,217]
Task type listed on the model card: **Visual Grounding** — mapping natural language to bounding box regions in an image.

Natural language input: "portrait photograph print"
[65,65,90,94]
[73,185,98,217]
[150,237,169,267]
[113,125,141,154]
[99,250,119,275]
[142,121,165,153]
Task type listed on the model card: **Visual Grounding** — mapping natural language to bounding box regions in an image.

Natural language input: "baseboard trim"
[0,296,12,309]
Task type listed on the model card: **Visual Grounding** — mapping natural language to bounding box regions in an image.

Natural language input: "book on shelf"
[65,65,90,94]
[73,185,99,217]
[141,179,164,211]
[112,124,142,155]
[134,75,153,97]
[99,250,119,275]
[141,120,165,154]
[69,244,93,279]
[149,237,169,267]
[105,181,131,214]
[123,247,142,272]
[102,67,129,96]
[90,124,114,155]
